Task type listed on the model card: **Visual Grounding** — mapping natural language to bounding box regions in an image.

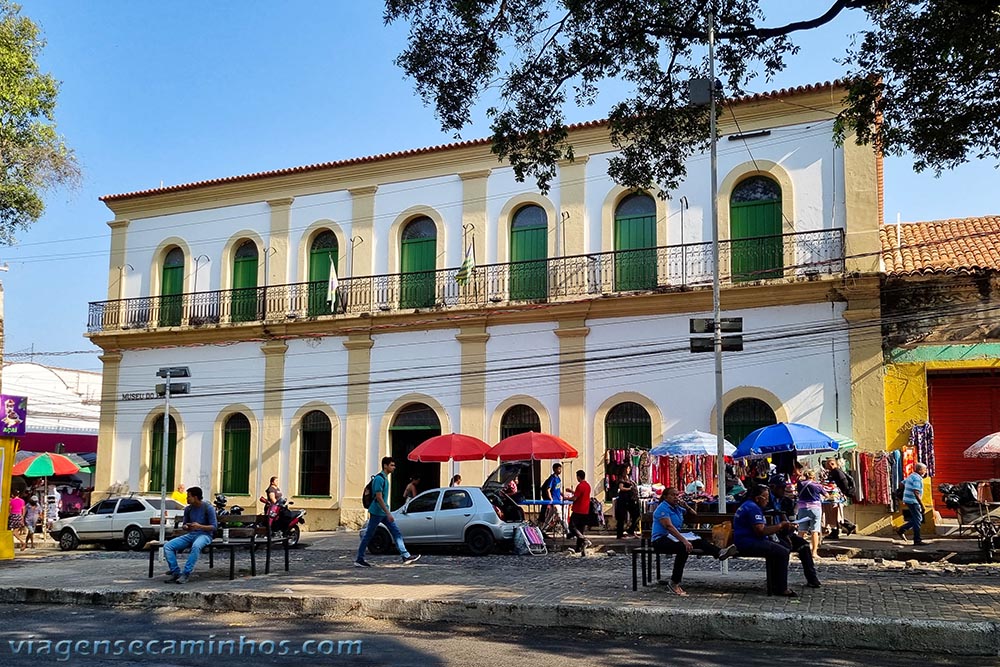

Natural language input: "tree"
[0,1,79,244]
[385,0,1000,195]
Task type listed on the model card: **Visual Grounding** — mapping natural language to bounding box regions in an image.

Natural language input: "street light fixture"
[155,366,191,557]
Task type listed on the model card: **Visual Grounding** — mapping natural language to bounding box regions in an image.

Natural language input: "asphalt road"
[0,603,981,667]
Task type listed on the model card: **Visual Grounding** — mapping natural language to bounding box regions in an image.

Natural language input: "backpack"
[539,474,555,500]
[362,475,376,509]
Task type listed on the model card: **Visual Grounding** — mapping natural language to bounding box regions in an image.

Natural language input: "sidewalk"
[2,531,998,656]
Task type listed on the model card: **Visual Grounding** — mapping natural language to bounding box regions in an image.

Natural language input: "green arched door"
[232,240,259,322]
[509,205,547,300]
[730,176,783,282]
[604,402,652,501]
[159,247,184,327]
[614,193,657,291]
[149,415,177,493]
[222,413,251,495]
[723,398,777,448]
[308,231,339,316]
[400,217,437,309]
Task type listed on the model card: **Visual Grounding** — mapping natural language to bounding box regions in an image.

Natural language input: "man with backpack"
[355,457,421,567]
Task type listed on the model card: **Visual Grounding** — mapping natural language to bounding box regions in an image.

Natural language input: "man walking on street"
[567,470,592,556]
[897,463,929,546]
[163,486,216,584]
[356,457,421,567]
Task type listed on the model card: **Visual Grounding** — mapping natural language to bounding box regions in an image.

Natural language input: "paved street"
[0,603,978,666]
[1,531,998,656]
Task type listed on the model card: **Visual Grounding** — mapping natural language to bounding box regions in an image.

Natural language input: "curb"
[1,586,997,656]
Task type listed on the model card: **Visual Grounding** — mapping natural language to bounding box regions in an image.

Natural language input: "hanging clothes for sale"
[909,422,935,477]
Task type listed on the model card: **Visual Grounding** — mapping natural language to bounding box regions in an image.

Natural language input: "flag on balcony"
[455,244,475,285]
[326,259,339,304]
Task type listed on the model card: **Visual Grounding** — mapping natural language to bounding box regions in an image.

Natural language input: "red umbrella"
[487,432,579,461]
[408,433,491,462]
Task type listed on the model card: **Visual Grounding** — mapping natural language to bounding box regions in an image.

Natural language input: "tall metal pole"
[158,369,171,560]
[709,11,726,517]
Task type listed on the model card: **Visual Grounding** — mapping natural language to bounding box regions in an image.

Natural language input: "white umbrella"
[650,430,736,457]
[964,432,1000,458]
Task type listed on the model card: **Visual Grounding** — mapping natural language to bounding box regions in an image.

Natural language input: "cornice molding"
[266,197,294,208]
[348,185,378,197]
[458,169,492,181]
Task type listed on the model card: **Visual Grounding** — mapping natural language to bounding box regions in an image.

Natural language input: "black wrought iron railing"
[87,229,844,333]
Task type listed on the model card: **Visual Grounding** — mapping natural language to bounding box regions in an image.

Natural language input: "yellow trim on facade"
[559,157,589,256]
[94,351,122,495]
[342,333,374,528]
[496,193,559,264]
[267,197,294,289]
[717,160,796,242]
[260,340,287,500]
[555,318,590,472]
[841,130,881,274]
[107,220,129,302]
[149,237,195,300]
[459,170,490,270]
[348,186,377,277]
[296,221,349,285]
[600,186,669,252]
[456,321,490,486]
[387,205,448,276]
[220,231,267,291]
[137,407,186,495]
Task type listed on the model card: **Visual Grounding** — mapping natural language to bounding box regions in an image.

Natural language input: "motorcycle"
[259,496,305,547]
[213,494,244,517]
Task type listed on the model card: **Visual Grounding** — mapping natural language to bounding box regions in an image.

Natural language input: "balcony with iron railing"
[87,229,845,334]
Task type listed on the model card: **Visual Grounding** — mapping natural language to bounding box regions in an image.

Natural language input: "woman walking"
[23,496,41,548]
[8,492,26,551]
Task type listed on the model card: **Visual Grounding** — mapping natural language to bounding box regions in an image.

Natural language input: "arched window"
[308,230,340,316]
[299,411,332,496]
[604,402,652,501]
[614,193,657,291]
[500,404,543,499]
[389,402,442,508]
[159,247,185,327]
[149,415,177,493]
[400,217,437,309]
[221,413,251,495]
[232,240,260,322]
[510,205,548,300]
[723,397,777,448]
[730,176,782,282]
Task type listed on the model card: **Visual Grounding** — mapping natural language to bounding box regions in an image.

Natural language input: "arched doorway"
[614,193,657,291]
[299,410,332,496]
[730,176,782,281]
[400,217,437,309]
[723,398,777,448]
[389,403,441,508]
[149,415,177,493]
[159,247,184,327]
[509,205,548,300]
[221,413,251,495]
[604,402,652,501]
[307,230,339,316]
[500,404,543,499]
[231,240,260,322]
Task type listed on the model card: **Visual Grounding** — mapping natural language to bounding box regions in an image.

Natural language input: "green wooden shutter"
[148,418,177,493]
[400,237,436,309]
[307,246,338,316]
[730,199,782,282]
[158,249,185,327]
[232,248,259,322]
[723,398,777,447]
[510,224,547,300]
[614,214,657,291]
[222,417,251,495]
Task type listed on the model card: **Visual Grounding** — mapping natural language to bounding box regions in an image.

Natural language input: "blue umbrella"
[733,422,838,459]
[650,430,736,457]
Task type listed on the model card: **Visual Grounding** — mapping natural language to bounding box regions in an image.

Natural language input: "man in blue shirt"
[897,463,928,546]
[651,488,736,596]
[163,486,217,584]
[733,484,797,597]
[356,457,421,567]
[766,474,821,588]
[539,463,568,537]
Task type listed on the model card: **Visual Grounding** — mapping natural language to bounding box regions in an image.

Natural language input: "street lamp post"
[155,366,191,559]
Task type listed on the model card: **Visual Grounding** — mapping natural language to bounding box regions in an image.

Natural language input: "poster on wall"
[0,395,27,436]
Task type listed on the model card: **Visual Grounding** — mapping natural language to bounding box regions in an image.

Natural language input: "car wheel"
[286,525,301,548]
[123,526,146,551]
[466,526,495,556]
[368,529,393,555]
[58,530,79,551]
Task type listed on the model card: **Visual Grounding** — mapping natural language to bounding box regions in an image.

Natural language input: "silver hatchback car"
[361,464,527,556]
[49,496,185,551]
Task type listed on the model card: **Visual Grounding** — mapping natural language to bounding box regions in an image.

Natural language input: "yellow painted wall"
[0,437,17,560]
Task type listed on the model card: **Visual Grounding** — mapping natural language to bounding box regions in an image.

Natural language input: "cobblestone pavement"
[2,533,999,625]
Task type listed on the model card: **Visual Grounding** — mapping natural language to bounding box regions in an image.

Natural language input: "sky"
[2,1,997,372]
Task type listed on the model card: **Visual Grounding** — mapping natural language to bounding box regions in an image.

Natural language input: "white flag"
[326,260,339,304]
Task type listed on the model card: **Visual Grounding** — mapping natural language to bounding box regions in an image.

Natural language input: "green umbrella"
[823,432,858,452]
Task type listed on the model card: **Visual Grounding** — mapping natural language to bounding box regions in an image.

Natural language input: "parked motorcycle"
[213,494,244,517]
[258,496,305,547]
[939,482,986,525]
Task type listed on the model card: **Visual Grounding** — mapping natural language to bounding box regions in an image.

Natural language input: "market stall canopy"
[650,430,735,457]
[963,432,1000,458]
[733,423,838,459]
[407,433,491,462]
[822,432,858,452]
[12,452,87,477]
[487,432,579,461]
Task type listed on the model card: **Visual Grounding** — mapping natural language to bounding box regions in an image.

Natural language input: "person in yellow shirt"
[171,484,187,505]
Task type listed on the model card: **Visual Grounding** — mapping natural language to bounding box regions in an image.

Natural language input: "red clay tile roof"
[101,80,847,203]
[880,216,1000,276]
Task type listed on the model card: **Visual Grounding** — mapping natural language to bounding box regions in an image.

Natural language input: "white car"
[49,496,185,551]
[361,463,528,556]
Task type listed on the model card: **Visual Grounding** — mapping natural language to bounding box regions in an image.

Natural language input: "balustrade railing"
[87,229,844,333]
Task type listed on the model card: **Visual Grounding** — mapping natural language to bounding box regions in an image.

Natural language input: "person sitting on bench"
[734,484,797,597]
[651,487,737,596]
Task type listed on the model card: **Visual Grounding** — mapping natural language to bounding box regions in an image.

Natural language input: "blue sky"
[3,2,997,371]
